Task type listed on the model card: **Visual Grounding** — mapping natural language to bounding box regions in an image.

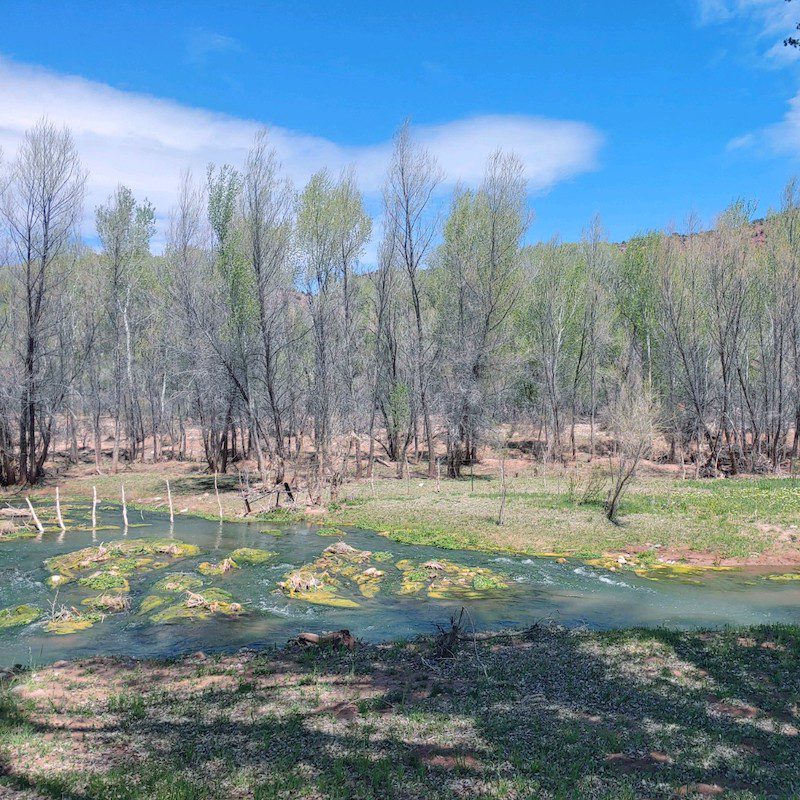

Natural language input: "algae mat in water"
[1,506,800,667]
[279,541,512,607]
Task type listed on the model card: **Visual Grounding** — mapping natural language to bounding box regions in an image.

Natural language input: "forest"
[1,118,798,493]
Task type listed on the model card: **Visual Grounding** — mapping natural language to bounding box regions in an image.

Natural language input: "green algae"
[229,547,276,565]
[582,555,735,583]
[139,595,166,614]
[0,604,41,629]
[81,594,130,613]
[632,563,734,581]
[45,611,103,635]
[72,525,121,532]
[279,541,386,607]
[77,572,130,592]
[149,588,245,624]
[765,571,800,582]
[44,538,201,588]
[152,572,203,593]
[316,527,346,537]
[137,569,244,622]
[198,558,239,576]
[395,558,511,599]
[472,572,508,591]
[0,528,37,541]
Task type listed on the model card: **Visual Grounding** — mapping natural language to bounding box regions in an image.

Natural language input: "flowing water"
[1,504,799,667]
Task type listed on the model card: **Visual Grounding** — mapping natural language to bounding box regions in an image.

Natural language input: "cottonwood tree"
[241,130,295,477]
[297,171,341,481]
[383,122,442,476]
[2,120,86,484]
[518,240,585,461]
[436,151,527,476]
[332,169,371,477]
[167,171,234,472]
[368,233,412,474]
[95,185,155,471]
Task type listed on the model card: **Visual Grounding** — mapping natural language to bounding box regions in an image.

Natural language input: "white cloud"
[697,2,800,156]
[0,56,603,251]
[726,132,756,151]
[698,0,800,62]
[697,0,734,25]
[763,90,800,154]
[185,30,244,66]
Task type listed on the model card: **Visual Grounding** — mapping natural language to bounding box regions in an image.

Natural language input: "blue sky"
[2,0,800,252]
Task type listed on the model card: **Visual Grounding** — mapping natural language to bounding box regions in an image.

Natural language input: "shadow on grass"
[168,474,241,495]
[0,625,798,799]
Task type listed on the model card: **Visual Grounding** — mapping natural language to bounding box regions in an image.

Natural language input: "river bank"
[1,624,798,799]
[6,460,800,570]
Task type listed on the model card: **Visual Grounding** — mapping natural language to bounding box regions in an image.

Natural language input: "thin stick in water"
[26,496,44,535]
[214,472,223,519]
[92,486,98,529]
[55,487,66,532]
[166,479,174,525]
[121,484,129,528]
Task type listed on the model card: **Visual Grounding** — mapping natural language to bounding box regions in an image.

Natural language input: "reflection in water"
[0,504,798,667]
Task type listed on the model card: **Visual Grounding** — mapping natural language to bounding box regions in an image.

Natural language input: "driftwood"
[434,608,466,659]
[297,629,357,650]
[241,481,297,514]
[0,507,30,519]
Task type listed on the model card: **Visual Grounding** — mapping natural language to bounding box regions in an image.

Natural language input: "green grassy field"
[1,625,798,799]
[325,473,800,562]
[9,464,800,565]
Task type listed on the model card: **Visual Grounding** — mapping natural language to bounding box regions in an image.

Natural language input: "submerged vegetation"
[144,588,244,624]
[44,538,201,589]
[278,541,512,608]
[0,605,41,630]
[395,558,510,599]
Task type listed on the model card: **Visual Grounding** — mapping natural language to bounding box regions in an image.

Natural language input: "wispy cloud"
[0,56,603,250]
[185,29,245,66]
[697,1,800,157]
[697,0,800,62]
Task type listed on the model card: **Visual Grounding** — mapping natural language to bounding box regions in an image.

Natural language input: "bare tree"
[95,185,155,471]
[605,369,658,523]
[2,119,86,483]
[241,130,295,478]
[383,122,442,477]
[438,151,527,476]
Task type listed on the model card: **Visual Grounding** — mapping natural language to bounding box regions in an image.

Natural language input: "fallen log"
[297,629,357,650]
[0,507,30,519]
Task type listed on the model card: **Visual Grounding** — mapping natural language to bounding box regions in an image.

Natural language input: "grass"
[325,471,800,561]
[7,460,800,564]
[1,624,798,798]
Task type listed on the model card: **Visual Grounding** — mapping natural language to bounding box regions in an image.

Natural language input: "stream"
[1,504,799,666]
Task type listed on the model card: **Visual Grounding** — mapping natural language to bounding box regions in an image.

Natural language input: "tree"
[785,0,800,48]
[437,151,527,476]
[95,185,155,471]
[605,369,658,523]
[241,130,295,477]
[383,122,442,477]
[2,120,86,484]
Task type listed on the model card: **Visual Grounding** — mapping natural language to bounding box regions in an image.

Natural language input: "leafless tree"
[2,119,86,483]
[383,122,442,477]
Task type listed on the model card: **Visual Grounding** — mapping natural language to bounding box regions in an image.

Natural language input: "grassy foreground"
[1,625,798,799]
[9,461,800,565]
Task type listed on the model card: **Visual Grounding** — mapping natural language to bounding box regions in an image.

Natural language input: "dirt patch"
[649,544,800,568]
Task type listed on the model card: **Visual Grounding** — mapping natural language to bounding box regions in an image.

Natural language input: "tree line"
[1,118,799,488]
